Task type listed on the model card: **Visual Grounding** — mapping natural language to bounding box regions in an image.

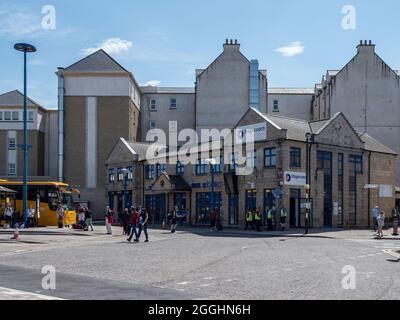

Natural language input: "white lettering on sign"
[236,122,267,143]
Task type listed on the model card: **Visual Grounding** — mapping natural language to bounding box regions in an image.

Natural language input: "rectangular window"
[273,100,279,111]
[108,168,115,182]
[214,156,223,173]
[196,159,208,175]
[348,154,363,225]
[338,153,344,226]
[229,153,238,172]
[0,112,2,120]
[12,112,19,121]
[8,138,16,150]
[349,154,363,174]
[117,168,124,181]
[150,121,156,130]
[170,98,177,109]
[4,111,11,121]
[28,111,34,121]
[8,163,16,176]
[290,147,301,168]
[176,161,184,175]
[264,148,276,168]
[127,166,133,180]
[145,165,155,179]
[156,164,166,177]
[150,99,157,110]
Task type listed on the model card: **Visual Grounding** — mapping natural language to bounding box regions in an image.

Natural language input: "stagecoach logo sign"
[284,171,306,186]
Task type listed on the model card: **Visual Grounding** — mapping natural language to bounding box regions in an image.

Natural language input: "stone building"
[0,90,57,178]
[312,41,400,186]
[106,109,397,228]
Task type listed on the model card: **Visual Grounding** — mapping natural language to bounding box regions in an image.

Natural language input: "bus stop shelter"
[0,186,17,226]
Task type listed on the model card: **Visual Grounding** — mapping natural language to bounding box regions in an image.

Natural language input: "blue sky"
[1,0,400,109]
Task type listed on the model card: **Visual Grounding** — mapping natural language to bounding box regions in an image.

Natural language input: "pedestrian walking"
[27,205,35,228]
[280,207,288,231]
[245,209,254,230]
[84,207,94,231]
[392,207,399,236]
[122,208,130,235]
[127,207,139,242]
[210,208,217,231]
[377,211,385,238]
[137,208,149,242]
[170,206,178,234]
[78,206,86,229]
[105,206,114,235]
[372,205,380,232]
[4,203,13,228]
[57,203,64,228]
[267,207,275,231]
[254,208,262,232]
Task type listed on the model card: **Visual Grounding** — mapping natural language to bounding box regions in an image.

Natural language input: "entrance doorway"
[289,189,300,228]
[145,194,167,225]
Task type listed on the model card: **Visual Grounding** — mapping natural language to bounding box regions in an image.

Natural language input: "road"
[0,226,399,300]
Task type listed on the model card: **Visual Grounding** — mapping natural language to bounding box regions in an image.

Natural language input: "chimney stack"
[223,38,240,50]
[357,40,375,53]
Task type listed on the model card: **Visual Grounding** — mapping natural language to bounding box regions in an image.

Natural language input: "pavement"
[1,225,400,300]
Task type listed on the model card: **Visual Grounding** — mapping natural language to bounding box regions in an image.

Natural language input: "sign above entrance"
[284,171,306,187]
[236,122,267,143]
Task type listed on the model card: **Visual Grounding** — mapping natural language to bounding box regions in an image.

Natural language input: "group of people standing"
[245,207,287,232]
[3,203,36,229]
[372,205,399,239]
[119,206,149,242]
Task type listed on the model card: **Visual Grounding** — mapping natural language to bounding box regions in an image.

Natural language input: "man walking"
[137,208,149,242]
[245,209,254,230]
[209,208,217,231]
[4,203,13,228]
[254,208,262,232]
[84,207,94,232]
[127,207,139,242]
[392,207,399,236]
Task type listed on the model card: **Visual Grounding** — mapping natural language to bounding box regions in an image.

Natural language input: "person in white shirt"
[4,203,13,228]
[27,205,35,228]
[377,211,385,238]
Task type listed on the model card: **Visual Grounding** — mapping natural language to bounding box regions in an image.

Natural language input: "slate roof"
[268,88,314,95]
[167,175,191,191]
[140,86,195,94]
[65,49,129,73]
[358,133,397,155]
[0,90,40,107]
[125,141,167,161]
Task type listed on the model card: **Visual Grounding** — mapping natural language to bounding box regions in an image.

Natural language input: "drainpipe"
[57,68,65,182]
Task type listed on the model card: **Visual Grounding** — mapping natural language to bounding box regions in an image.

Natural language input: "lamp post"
[205,158,217,221]
[14,43,36,225]
[305,132,313,234]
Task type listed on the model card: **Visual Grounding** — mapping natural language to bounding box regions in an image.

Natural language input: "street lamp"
[14,43,36,226]
[205,158,217,222]
[305,132,313,234]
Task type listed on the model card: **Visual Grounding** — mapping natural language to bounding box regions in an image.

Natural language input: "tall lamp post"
[14,43,36,225]
[205,158,217,221]
[305,132,313,234]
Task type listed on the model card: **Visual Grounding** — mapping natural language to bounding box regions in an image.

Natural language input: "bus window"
[48,192,58,211]
[60,192,73,210]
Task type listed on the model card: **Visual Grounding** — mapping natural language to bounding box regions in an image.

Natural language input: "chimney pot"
[364,40,368,45]
[234,39,238,44]
[360,40,363,45]
[230,39,233,45]
[369,40,372,45]
[225,39,228,44]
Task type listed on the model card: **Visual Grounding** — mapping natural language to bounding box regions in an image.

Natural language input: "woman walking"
[127,207,139,242]
[137,208,149,242]
[105,206,114,235]
[170,206,178,234]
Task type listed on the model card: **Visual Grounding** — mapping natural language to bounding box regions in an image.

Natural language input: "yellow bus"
[0,181,78,227]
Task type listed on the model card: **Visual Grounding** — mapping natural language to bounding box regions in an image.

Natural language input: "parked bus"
[0,181,78,227]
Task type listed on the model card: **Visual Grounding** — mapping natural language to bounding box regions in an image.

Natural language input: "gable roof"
[64,49,129,73]
[0,90,41,108]
[152,172,191,191]
[358,132,397,155]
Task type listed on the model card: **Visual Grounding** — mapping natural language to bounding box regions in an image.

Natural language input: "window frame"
[290,147,301,168]
[170,98,177,109]
[196,159,208,176]
[8,163,16,176]
[150,99,157,111]
[264,147,276,168]
[4,111,11,121]
[108,168,115,182]
[12,111,19,121]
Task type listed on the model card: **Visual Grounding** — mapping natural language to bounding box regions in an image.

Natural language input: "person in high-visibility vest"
[280,207,288,231]
[254,208,262,232]
[392,207,399,236]
[267,207,274,231]
[245,209,254,230]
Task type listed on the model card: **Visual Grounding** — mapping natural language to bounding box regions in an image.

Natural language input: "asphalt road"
[0,227,400,300]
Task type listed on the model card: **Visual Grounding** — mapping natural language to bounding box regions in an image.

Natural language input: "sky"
[1,0,400,109]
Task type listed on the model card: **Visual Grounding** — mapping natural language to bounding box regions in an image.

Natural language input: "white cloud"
[275,42,305,57]
[0,10,42,36]
[82,38,133,55]
[144,80,161,87]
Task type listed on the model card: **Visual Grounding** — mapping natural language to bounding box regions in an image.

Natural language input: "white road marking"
[0,287,64,300]
[383,249,400,259]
